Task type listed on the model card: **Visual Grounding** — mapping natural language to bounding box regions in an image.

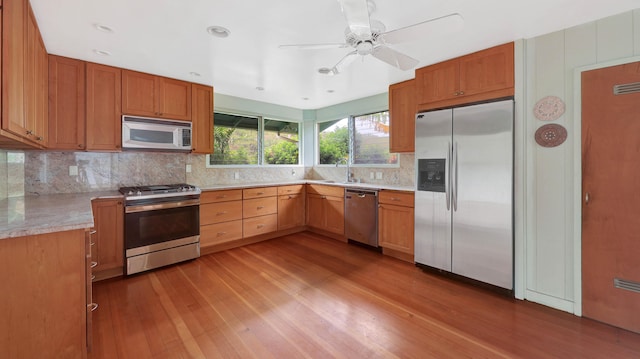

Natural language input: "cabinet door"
[243,214,278,238]
[306,193,325,229]
[415,60,459,105]
[200,200,242,225]
[86,63,122,151]
[459,42,514,98]
[201,220,243,247]
[191,84,213,154]
[2,0,28,139]
[243,196,277,218]
[121,70,157,117]
[48,55,86,150]
[91,199,124,273]
[278,194,305,230]
[324,195,345,235]
[159,77,191,121]
[379,203,414,255]
[388,79,416,153]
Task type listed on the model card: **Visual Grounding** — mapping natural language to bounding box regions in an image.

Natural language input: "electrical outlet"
[69,165,78,176]
[376,172,383,180]
[185,164,192,173]
[370,172,374,179]
[234,172,240,180]
[291,169,296,176]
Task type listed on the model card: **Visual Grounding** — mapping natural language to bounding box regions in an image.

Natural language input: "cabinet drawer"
[243,186,278,199]
[379,190,414,207]
[201,220,243,247]
[243,214,278,238]
[306,184,344,197]
[278,184,304,195]
[201,189,243,203]
[200,200,242,225]
[243,197,277,218]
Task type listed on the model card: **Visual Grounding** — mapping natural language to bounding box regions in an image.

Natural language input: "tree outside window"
[318,118,349,165]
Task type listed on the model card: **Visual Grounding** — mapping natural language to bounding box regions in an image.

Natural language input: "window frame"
[315,111,400,168]
[205,111,303,168]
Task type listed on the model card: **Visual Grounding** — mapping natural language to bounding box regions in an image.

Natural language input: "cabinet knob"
[216,231,227,237]
[91,261,98,268]
[90,303,98,312]
[36,136,43,141]
[26,130,33,135]
[257,206,264,210]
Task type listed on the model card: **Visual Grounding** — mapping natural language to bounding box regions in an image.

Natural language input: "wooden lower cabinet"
[91,198,124,280]
[243,214,278,237]
[306,185,345,236]
[378,190,415,262]
[278,193,305,230]
[201,220,243,247]
[0,229,88,358]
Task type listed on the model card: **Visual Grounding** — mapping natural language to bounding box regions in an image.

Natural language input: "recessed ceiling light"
[256,86,264,91]
[318,67,336,75]
[302,97,309,101]
[93,49,111,56]
[94,24,114,33]
[327,89,335,93]
[207,26,230,38]
[189,72,201,77]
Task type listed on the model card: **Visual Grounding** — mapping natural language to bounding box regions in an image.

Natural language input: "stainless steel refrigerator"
[414,99,513,290]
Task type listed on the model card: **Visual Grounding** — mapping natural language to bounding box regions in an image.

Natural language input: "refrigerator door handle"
[452,142,458,211]
[446,141,451,211]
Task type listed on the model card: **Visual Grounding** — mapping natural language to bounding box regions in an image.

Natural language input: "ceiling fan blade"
[331,50,359,74]
[379,13,464,45]
[371,46,419,71]
[279,43,350,50]
[338,0,372,37]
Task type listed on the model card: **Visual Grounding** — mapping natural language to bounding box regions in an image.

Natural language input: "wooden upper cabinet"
[416,42,514,111]
[191,83,214,154]
[48,55,86,150]
[388,79,416,153]
[86,63,122,151]
[122,70,192,121]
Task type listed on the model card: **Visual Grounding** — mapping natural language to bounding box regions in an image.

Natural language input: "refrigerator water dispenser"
[417,159,446,192]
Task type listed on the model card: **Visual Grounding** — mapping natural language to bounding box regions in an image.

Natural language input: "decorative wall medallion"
[533,96,565,121]
[535,124,567,147]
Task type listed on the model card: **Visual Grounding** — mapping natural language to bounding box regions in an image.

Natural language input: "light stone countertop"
[200,180,414,192]
[1,180,412,240]
[0,191,122,240]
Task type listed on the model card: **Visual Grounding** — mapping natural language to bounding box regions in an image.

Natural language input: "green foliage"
[319,126,349,164]
[211,126,258,165]
[265,141,299,164]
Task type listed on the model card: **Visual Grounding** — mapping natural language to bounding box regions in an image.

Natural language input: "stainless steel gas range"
[119,184,201,275]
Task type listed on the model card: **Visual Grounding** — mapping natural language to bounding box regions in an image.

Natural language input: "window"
[352,111,397,165]
[263,119,300,165]
[209,113,301,166]
[317,118,349,165]
[317,111,397,166]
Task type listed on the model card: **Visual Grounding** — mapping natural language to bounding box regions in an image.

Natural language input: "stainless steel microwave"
[122,116,192,151]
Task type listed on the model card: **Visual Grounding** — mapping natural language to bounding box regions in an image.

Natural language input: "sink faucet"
[336,158,351,183]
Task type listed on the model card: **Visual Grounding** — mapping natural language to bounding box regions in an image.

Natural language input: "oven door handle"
[125,199,200,213]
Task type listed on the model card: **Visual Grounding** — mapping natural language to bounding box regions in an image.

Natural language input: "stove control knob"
[128,190,134,196]
[136,190,142,196]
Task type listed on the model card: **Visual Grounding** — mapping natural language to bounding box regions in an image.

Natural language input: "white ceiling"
[31,0,639,110]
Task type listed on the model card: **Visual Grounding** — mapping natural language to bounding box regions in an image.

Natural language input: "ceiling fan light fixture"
[207,26,230,38]
[318,67,337,75]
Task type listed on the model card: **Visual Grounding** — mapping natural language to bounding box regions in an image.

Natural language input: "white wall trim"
[525,290,575,313]
[513,39,526,300]
[572,55,640,317]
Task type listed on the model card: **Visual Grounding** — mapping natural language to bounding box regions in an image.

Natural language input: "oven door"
[124,201,200,257]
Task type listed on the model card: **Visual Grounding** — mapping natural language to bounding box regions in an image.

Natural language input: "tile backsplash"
[0,150,415,198]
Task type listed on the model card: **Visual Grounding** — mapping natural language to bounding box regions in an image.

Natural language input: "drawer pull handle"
[391,198,401,201]
[256,192,265,195]
[91,261,98,269]
[90,303,98,312]
[321,196,326,199]
[91,275,96,281]
[90,242,95,246]
[257,206,264,209]
[216,211,228,215]
[217,232,227,236]
[90,230,97,235]
[217,195,227,199]
[257,224,264,229]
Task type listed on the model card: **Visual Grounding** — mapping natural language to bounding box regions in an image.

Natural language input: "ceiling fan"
[279,0,463,75]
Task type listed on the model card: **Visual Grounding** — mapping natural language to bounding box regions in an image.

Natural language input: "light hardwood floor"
[89,232,640,358]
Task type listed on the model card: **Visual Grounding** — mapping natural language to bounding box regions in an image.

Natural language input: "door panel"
[582,62,640,333]
[452,100,513,290]
[414,109,452,270]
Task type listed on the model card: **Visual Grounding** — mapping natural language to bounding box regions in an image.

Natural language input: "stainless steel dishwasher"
[344,188,379,247]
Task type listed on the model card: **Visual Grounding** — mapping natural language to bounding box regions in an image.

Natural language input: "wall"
[523,9,640,313]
